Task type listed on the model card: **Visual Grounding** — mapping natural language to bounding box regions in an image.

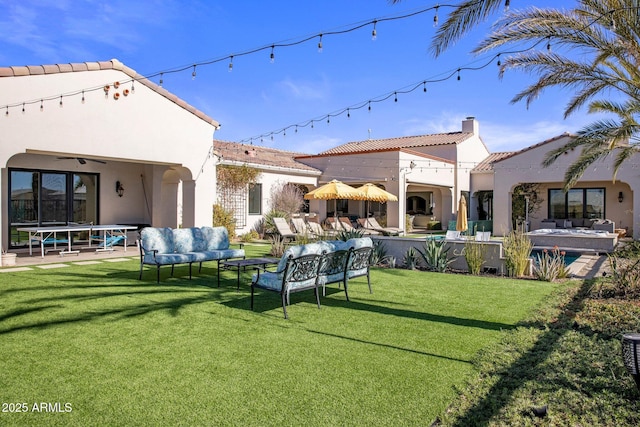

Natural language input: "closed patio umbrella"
[456,195,468,233]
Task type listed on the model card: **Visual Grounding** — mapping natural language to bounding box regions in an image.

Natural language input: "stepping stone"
[104,258,132,263]
[74,261,102,266]
[37,264,69,269]
[0,267,33,272]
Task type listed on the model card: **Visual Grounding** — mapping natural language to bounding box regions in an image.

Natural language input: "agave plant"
[337,228,365,241]
[403,247,419,270]
[417,239,452,272]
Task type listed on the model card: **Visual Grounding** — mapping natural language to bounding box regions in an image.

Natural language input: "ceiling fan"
[56,157,106,165]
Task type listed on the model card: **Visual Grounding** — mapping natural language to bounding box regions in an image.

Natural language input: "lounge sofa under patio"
[139,226,245,284]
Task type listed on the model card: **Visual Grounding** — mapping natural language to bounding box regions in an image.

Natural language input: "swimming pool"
[530,249,581,266]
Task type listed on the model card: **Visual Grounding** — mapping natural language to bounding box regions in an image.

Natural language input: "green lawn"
[0,244,560,426]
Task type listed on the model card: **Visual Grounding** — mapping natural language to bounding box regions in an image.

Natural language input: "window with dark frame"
[548,188,605,219]
[248,183,262,215]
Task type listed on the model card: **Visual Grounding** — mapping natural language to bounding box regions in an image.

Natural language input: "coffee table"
[222,257,280,289]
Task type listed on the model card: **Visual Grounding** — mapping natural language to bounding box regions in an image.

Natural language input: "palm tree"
[473,0,640,189]
[391,0,639,189]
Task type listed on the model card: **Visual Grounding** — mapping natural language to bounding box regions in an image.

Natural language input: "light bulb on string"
[394,92,398,102]
[5,106,8,116]
[504,0,510,12]
[368,101,372,112]
[311,120,314,129]
[192,65,197,80]
[423,81,427,92]
[326,115,330,125]
[59,96,63,108]
[131,81,135,93]
[497,54,501,66]
[371,21,377,41]
[457,69,461,80]
[228,56,234,72]
[317,34,323,53]
[347,108,351,119]
[547,37,552,51]
[40,100,44,111]
[81,90,85,103]
[159,73,164,87]
[22,103,25,113]
[270,46,275,63]
[433,6,439,27]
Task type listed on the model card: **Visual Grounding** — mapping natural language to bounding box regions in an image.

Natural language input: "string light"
[317,34,323,53]
[22,103,25,113]
[496,54,501,66]
[228,56,234,72]
[3,3,634,130]
[423,81,427,92]
[59,95,63,108]
[504,0,510,12]
[371,20,377,41]
[433,6,439,27]
[192,65,197,80]
[5,106,8,116]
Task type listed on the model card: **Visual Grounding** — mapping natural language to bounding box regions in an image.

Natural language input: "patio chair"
[445,230,461,240]
[475,231,491,241]
[358,217,402,236]
[272,217,297,242]
[307,220,337,238]
[291,217,315,238]
[340,217,381,236]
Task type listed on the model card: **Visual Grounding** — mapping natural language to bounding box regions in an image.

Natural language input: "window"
[9,169,99,248]
[548,188,605,219]
[248,183,262,215]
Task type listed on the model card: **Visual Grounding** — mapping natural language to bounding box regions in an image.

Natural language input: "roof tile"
[214,140,320,173]
[315,132,472,156]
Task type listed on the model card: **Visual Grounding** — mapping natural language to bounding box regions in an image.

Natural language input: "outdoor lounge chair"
[291,217,316,238]
[307,220,337,238]
[475,231,491,241]
[357,217,402,236]
[445,230,462,240]
[340,217,380,236]
[272,217,297,242]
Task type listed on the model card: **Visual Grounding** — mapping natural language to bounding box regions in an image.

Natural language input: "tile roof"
[0,59,219,128]
[492,132,574,164]
[214,140,321,174]
[472,152,517,172]
[308,132,473,156]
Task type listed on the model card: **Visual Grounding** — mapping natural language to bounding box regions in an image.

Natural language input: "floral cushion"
[200,226,230,251]
[141,227,175,264]
[173,227,207,253]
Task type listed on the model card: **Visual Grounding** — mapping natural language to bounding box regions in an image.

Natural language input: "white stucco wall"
[0,63,218,255]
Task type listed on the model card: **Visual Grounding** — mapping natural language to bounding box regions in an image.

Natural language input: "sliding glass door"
[9,169,99,248]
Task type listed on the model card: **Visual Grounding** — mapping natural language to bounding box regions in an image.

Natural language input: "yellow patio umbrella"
[355,183,398,203]
[304,179,367,217]
[356,183,398,218]
[304,179,367,201]
[456,195,468,233]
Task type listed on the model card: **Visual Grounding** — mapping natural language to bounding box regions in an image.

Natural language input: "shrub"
[596,254,640,298]
[533,246,570,281]
[503,229,532,277]
[417,239,452,272]
[269,234,286,257]
[403,247,419,270]
[269,181,304,215]
[239,230,259,242]
[463,240,486,275]
[370,240,390,267]
[337,229,365,241]
[405,214,413,233]
[213,203,236,239]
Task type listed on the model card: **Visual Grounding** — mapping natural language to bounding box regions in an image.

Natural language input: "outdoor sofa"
[250,237,373,319]
[139,226,245,284]
[539,218,615,232]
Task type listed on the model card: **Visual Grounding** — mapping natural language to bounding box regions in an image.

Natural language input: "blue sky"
[0,0,592,154]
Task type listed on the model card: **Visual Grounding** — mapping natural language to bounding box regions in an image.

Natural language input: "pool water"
[530,249,581,266]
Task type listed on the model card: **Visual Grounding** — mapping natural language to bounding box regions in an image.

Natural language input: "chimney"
[462,116,479,135]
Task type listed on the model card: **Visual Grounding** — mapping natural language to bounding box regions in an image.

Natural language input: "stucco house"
[488,133,639,239]
[295,117,490,231]
[213,141,320,235]
[1,59,220,259]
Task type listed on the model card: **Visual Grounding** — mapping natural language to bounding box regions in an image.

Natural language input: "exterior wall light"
[622,333,640,390]
[619,191,624,203]
[116,181,124,197]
